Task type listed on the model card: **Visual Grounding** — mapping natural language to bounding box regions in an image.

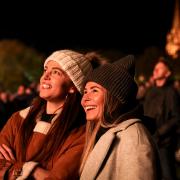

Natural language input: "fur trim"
[19,107,31,119]
[33,121,51,135]
[16,161,38,180]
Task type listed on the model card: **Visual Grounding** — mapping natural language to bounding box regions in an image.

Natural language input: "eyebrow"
[85,85,102,90]
[52,67,63,71]
[44,66,66,74]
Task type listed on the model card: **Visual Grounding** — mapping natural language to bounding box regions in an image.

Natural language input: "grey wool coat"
[80,119,160,180]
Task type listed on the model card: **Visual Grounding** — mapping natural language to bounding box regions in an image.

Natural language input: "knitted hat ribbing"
[44,50,93,94]
[86,55,138,103]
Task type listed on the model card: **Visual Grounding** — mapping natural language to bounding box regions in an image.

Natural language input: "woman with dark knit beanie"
[80,55,162,180]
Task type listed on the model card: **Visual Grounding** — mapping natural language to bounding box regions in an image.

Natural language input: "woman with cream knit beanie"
[0,49,97,179]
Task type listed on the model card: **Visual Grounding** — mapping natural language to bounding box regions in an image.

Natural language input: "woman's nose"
[82,93,91,101]
[44,71,51,79]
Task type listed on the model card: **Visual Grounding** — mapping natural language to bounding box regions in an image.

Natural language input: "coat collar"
[81,118,141,180]
[19,106,31,118]
[111,118,141,132]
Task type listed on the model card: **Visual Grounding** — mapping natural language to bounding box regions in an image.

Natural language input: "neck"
[46,102,64,114]
[155,78,166,87]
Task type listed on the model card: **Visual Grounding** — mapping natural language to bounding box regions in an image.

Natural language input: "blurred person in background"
[143,57,180,180]
[0,91,12,130]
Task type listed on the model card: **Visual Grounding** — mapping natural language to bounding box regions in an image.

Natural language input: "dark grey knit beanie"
[86,55,138,104]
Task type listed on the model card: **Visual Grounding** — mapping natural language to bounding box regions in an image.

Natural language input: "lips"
[42,83,52,89]
[84,105,97,111]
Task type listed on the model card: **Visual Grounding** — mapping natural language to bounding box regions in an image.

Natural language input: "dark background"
[0,0,176,56]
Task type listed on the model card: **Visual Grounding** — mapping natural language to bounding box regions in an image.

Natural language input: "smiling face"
[81,81,106,121]
[39,60,75,104]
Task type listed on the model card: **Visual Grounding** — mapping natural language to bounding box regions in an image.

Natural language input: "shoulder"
[0,107,31,139]
[72,124,86,134]
[58,125,86,155]
[6,106,31,126]
[65,125,86,144]
[7,107,30,123]
[19,106,31,118]
[115,119,153,146]
[164,85,180,102]
[112,119,141,133]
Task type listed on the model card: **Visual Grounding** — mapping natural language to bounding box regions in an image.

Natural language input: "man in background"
[143,57,180,180]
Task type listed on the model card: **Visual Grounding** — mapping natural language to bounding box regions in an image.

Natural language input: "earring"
[69,89,75,93]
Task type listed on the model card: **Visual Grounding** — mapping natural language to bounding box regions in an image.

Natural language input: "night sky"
[0,0,176,55]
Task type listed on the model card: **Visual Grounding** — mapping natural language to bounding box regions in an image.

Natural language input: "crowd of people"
[0,83,38,130]
[0,50,179,179]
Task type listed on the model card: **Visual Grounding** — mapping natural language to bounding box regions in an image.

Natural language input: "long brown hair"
[18,92,86,163]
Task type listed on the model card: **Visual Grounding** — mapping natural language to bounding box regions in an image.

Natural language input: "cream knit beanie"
[44,50,93,94]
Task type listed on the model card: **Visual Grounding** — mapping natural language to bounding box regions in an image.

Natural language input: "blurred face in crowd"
[39,60,74,103]
[17,85,25,95]
[153,62,171,81]
[81,81,106,121]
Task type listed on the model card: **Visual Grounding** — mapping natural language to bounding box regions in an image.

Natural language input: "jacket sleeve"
[0,111,24,148]
[0,112,23,179]
[44,126,85,180]
[158,88,180,136]
[19,131,85,180]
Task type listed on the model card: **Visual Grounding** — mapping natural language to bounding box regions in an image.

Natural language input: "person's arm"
[32,167,50,180]
[0,112,21,179]
[0,112,20,147]
[32,126,85,180]
[0,144,16,162]
[158,89,180,136]
[0,108,32,179]
[31,138,84,180]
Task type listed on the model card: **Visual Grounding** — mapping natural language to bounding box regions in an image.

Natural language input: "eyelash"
[52,70,60,74]
[92,89,98,92]
[84,89,98,94]
[43,69,62,76]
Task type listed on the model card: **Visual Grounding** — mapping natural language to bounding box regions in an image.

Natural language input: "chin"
[39,93,48,100]
[86,116,94,121]
[86,116,99,122]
